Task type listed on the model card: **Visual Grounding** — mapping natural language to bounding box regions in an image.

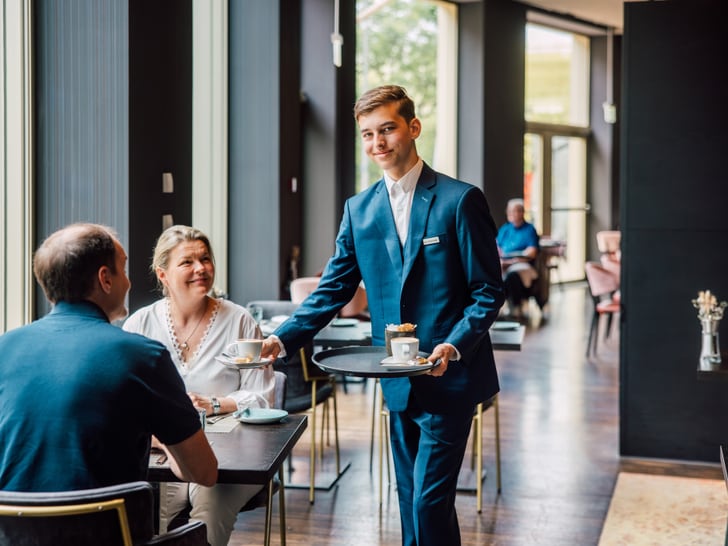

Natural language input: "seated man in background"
[0,223,217,492]
[497,198,540,318]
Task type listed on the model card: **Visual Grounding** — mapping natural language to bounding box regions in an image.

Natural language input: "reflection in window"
[525,24,589,127]
[355,0,456,191]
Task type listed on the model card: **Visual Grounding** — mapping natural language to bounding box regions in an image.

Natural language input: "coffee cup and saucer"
[215,338,272,369]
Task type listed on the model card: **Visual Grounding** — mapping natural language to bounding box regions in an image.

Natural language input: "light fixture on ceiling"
[602,26,617,124]
[331,0,343,67]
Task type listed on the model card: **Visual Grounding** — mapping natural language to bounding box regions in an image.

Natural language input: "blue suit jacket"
[276,164,505,414]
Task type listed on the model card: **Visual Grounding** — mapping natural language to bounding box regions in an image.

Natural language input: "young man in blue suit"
[262,85,505,546]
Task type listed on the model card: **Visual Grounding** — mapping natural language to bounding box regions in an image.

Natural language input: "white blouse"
[122,298,275,409]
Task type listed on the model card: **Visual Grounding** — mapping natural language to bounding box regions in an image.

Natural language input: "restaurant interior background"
[1,0,727,466]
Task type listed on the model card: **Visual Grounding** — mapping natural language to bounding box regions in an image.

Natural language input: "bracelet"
[211,397,221,415]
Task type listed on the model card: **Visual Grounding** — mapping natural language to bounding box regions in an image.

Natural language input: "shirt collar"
[384,158,423,195]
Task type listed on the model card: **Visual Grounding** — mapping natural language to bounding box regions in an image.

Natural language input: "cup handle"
[225,342,237,355]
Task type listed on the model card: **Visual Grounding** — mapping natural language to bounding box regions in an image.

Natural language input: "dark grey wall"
[34,0,129,317]
[228,1,304,305]
[228,1,281,305]
[588,35,621,261]
[482,0,526,226]
[620,0,728,461]
[128,0,193,310]
[299,0,356,276]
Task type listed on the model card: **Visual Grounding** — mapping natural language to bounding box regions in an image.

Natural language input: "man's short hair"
[507,198,525,212]
[33,223,118,304]
[353,84,416,123]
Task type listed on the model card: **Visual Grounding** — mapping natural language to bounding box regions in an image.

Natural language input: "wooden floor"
[229,284,716,545]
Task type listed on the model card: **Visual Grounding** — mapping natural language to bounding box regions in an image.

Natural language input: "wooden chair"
[469,394,501,513]
[0,481,206,546]
[584,261,621,356]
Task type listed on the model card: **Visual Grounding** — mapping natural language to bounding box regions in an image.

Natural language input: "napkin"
[205,414,239,433]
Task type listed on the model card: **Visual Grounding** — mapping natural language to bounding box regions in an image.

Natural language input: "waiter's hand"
[428,343,456,377]
[261,337,282,360]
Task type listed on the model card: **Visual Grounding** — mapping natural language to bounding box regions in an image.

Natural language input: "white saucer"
[380,355,433,369]
[215,355,273,369]
[491,321,521,331]
[234,408,288,424]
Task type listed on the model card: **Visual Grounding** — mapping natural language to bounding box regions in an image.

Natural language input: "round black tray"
[312,345,437,378]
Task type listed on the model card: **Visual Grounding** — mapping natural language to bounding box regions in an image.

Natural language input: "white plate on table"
[491,321,521,331]
[214,354,273,369]
[330,318,359,327]
[234,408,288,425]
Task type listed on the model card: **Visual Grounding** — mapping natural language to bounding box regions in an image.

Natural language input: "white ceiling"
[520,0,630,32]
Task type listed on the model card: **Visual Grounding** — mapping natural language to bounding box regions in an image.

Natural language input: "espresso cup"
[390,337,419,362]
[385,323,417,356]
[226,338,263,362]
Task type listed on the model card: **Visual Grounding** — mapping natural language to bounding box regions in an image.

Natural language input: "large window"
[525,22,590,283]
[355,0,457,191]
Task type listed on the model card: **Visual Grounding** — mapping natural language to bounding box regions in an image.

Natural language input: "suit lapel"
[372,180,405,272]
[402,168,436,283]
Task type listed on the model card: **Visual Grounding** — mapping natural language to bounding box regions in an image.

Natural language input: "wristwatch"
[211,397,221,415]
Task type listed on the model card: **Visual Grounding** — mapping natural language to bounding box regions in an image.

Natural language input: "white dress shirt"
[385,159,423,245]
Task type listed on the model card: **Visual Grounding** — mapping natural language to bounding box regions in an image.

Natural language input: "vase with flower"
[692,290,727,364]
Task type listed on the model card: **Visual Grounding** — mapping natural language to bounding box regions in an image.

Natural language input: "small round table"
[312,346,438,378]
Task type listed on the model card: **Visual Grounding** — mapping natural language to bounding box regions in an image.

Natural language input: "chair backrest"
[245,300,299,321]
[0,481,155,546]
[599,253,621,284]
[273,370,287,410]
[584,261,619,299]
[289,277,321,304]
[339,284,368,318]
[596,230,621,254]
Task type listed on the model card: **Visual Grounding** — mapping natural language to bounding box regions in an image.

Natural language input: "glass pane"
[525,24,590,126]
[356,0,440,191]
[551,136,587,282]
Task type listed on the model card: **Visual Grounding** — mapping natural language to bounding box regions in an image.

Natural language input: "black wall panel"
[128,0,193,310]
[620,0,728,461]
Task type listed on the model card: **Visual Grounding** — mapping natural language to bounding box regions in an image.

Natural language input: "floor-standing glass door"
[525,131,588,283]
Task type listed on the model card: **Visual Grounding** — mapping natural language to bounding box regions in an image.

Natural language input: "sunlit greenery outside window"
[355,0,441,192]
[525,24,589,127]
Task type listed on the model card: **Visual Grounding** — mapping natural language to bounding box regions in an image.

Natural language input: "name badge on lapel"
[423,236,440,246]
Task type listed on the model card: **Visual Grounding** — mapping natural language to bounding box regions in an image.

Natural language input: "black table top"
[147,414,307,485]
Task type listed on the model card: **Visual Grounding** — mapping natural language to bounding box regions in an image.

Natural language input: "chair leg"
[474,403,483,513]
[378,386,390,505]
[605,312,614,339]
[495,395,501,494]
[369,379,378,472]
[332,381,341,475]
[309,382,317,504]
[278,466,286,546]
[587,310,598,356]
[263,478,274,546]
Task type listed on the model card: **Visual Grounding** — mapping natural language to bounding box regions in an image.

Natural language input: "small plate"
[234,408,288,424]
[331,318,359,327]
[491,321,521,331]
[215,355,273,369]
[380,355,436,370]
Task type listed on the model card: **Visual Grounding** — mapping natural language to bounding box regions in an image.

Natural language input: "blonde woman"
[123,225,274,546]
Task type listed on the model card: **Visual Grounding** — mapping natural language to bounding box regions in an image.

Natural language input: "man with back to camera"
[261,85,505,546]
[0,223,217,492]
